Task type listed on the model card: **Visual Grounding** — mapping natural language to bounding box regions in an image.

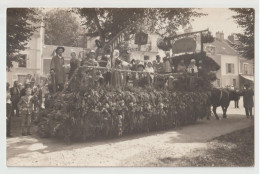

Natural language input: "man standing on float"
[50,46,66,92]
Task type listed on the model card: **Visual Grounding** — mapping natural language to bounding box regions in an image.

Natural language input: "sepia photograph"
[5,6,256,168]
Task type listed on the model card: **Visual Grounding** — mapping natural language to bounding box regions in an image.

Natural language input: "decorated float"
[38,27,219,143]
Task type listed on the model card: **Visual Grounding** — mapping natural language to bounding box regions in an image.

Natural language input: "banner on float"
[171,33,201,56]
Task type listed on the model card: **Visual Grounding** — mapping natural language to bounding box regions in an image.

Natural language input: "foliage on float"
[38,67,212,143]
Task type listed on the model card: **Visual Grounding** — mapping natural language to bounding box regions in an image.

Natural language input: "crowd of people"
[6,46,254,137]
[48,46,207,93]
[6,79,43,137]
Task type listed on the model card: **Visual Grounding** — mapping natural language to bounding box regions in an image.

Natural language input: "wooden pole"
[200,31,203,57]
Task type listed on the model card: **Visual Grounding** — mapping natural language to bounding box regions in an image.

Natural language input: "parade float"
[38,28,219,143]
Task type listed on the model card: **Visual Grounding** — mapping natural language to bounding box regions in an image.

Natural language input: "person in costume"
[162,51,172,74]
[187,59,198,75]
[145,61,155,86]
[69,51,80,79]
[50,46,66,92]
[177,59,187,73]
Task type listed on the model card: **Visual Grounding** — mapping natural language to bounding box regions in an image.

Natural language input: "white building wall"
[219,54,240,88]
[6,28,42,86]
[220,54,239,75]
[129,33,159,62]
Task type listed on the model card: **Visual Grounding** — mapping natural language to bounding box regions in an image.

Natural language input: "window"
[243,63,249,74]
[144,55,150,61]
[18,54,27,68]
[226,63,234,74]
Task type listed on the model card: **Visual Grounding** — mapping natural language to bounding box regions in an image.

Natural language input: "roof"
[205,39,238,56]
[42,45,84,59]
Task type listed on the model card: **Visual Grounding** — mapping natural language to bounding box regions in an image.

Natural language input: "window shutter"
[226,63,228,73]
[231,64,234,73]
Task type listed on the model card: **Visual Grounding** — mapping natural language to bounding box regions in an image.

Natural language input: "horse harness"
[219,90,223,103]
[218,89,229,105]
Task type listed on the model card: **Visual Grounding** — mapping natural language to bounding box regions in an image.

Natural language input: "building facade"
[6,22,44,86]
[7,21,162,86]
[205,32,254,89]
[6,21,85,86]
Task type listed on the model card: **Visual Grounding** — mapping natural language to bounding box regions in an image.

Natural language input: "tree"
[75,8,204,47]
[7,8,40,69]
[201,31,214,44]
[230,8,254,59]
[44,9,84,47]
[201,31,214,52]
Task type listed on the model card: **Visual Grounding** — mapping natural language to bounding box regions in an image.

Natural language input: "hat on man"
[56,46,65,53]
[191,59,196,63]
[137,62,145,69]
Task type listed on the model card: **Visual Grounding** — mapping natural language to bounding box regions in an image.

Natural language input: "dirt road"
[6,101,253,166]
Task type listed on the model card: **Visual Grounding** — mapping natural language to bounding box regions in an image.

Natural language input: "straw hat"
[56,46,65,53]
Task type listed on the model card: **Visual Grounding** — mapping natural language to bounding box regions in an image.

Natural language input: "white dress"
[145,67,155,80]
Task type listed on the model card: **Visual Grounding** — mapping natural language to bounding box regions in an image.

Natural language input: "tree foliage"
[75,8,204,45]
[201,31,214,44]
[44,9,85,47]
[7,8,40,69]
[230,8,254,59]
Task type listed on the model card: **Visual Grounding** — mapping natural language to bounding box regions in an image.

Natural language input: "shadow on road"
[7,113,251,161]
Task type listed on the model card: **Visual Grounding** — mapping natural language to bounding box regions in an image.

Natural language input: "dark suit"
[242,89,254,117]
[50,55,66,91]
[10,86,20,117]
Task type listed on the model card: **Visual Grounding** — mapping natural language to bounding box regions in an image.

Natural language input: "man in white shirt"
[145,61,155,85]
[187,59,198,75]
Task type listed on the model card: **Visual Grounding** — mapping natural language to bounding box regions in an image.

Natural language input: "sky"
[42,8,243,39]
[190,8,243,39]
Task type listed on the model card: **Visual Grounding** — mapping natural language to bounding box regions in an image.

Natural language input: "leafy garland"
[38,67,212,143]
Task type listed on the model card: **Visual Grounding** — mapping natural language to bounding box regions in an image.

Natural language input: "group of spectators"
[7,46,254,137]
[6,80,43,137]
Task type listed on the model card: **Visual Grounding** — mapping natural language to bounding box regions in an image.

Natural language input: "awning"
[240,75,254,82]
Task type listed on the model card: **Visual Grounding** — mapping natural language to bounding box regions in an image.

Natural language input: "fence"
[56,65,206,94]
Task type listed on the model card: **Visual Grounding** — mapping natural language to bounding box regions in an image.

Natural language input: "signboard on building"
[157,30,208,55]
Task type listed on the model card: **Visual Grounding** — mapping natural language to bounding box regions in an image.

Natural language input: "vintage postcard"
[5,5,257,169]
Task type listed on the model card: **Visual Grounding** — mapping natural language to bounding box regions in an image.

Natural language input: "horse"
[210,88,230,120]
[228,89,241,108]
